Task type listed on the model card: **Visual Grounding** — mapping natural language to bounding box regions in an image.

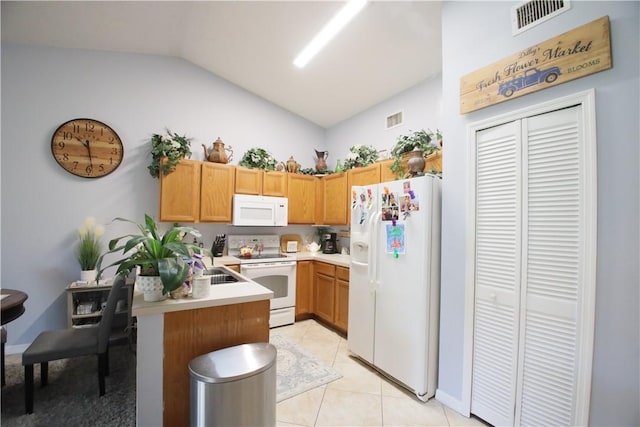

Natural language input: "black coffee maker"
[322,232,339,254]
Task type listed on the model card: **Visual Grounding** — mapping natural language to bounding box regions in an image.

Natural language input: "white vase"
[136,275,165,302]
[191,275,211,299]
[80,269,97,283]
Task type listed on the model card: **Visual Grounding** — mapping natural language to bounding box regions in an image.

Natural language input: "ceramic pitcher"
[315,149,329,171]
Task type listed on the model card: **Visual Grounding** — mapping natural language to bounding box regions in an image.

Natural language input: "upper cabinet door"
[322,172,348,225]
[348,162,381,188]
[287,174,316,224]
[379,159,396,183]
[263,171,288,197]
[235,167,263,195]
[200,162,235,222]
[159,159,201,223]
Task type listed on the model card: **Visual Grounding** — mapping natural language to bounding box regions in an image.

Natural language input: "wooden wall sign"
[460,16,611,114]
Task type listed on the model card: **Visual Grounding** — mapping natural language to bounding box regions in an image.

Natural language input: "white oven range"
[227,235,296,328]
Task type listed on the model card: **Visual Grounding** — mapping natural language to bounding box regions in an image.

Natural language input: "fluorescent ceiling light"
[293,0,368,68]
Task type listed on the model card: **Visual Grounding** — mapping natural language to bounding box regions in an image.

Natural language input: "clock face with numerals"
[51,118,124,178]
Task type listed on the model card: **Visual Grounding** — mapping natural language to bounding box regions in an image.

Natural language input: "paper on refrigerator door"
[385,224,405,254]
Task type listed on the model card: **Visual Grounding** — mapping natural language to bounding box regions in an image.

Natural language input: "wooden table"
[1,289,28,325]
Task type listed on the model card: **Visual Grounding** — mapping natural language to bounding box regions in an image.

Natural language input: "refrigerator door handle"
[366,210,377,287]
[368,210,382,293]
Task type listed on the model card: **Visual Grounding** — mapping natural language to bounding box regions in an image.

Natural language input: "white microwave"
[232,194,288,227]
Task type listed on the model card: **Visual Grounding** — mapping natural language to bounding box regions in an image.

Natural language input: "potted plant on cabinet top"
[389,129,440,178]
[148,130,193,179]
[238,147,277,170]
[96,214,210,302]
[342,144,380,170]
[75,216,104,283]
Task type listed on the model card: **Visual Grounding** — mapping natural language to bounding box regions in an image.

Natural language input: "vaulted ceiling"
[1,1,442,128]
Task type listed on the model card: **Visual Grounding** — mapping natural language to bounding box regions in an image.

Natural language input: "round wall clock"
[51,118,124,178]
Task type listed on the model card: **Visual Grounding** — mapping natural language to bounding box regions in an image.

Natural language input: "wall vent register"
[512,0,570,35]
[385,111,403,129]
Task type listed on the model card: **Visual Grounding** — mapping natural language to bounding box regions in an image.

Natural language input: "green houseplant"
[75,216,104,282]
[390,129,440,177]
[238,147,277,170]
[343,144,380,170]
[96,214,210,301]
[148,130,193,179]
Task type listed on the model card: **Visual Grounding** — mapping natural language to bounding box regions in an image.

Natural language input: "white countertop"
[288,252,351,267]
[132,270,273,317]
[209,252,351,268]
[132,252,350,316]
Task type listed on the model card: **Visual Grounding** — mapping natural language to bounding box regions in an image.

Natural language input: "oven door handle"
[240,261,297,269]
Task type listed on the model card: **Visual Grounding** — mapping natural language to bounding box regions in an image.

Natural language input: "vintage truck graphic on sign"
[497,66,562,97]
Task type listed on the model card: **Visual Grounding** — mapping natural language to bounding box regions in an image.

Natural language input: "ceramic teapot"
[315,149,329,171]
[202,137,233,164]
[286,156,301,173]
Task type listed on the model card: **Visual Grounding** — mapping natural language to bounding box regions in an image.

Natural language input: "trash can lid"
[189,342,277,384]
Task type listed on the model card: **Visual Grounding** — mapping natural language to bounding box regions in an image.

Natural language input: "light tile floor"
[272,319,489,427]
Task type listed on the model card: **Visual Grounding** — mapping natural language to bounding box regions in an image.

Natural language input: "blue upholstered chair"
[22,275,126,414]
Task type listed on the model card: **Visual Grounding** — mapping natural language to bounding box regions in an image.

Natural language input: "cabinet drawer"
[315,262,335,277]
[336,266,349,281]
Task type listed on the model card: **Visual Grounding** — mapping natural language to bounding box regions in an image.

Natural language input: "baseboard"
[435,388,469,416]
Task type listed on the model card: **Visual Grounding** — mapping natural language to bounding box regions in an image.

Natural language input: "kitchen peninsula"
[133,265,273,427]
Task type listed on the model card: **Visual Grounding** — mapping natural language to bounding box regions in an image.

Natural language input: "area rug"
[1,344,136,427]
[271,334,342,402]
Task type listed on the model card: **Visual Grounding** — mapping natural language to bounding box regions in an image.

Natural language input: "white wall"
[325,76,442,169]
[1,44,323,346]
[438,2,639,425]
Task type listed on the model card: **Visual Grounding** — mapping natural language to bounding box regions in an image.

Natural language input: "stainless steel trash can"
[189,342,277,427]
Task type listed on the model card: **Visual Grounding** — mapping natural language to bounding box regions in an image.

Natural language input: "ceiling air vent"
[512,0,570,35]
[386,111,403,130]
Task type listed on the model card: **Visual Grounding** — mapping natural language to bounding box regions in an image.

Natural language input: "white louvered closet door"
[471,120,523,427]
[516,106,584,426]
[471,105,594,427]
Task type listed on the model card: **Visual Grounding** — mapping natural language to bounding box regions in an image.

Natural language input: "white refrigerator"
[348,174,441,401]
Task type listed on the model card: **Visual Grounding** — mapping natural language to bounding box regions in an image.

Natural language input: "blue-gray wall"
[325,76,442,166]
[438,2,639,425]
[1,45,324,346]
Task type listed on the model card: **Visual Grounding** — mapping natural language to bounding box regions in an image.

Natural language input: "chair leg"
[40,362,48,387]
[25,364,34,414]
[105,346,110,377]
[1,340,5,387]
[98,352,107,396]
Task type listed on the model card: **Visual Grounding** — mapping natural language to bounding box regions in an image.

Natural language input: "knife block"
[211,242,225,257]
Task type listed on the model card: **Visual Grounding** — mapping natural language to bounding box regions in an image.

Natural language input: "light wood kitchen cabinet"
[334,266,350,331]
[311,261,349,333]
[295,260,313,319]
[287,174,317,224]
[377,151,442,183]
[159,159,201,222]
[235,167,263,195]
[379,159,397,183]
[315,178,325,225]
[263,171,288,196]
[159,160,235,223]
[314,262,335,324]
[321,172,348,225]
[424,151,443,174]
[348,162,381,188]
[200,162,235,222]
